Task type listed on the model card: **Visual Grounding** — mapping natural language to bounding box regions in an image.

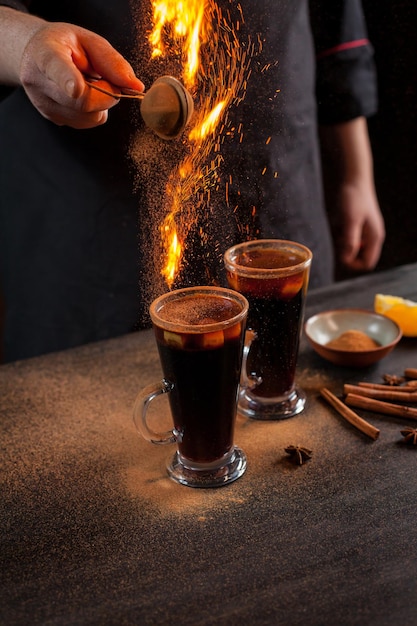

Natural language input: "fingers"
[349,228,384,272]
[74,27,145,93]
[334,181,385,273]
[337,220,362,267]
[21,59,116,127]
[338,215,385,272]
[27,89,110,128]
[358,229,384,270]
[19,22,144,128]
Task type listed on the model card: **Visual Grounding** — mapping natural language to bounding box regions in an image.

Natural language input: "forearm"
[320,116,385,272]
[0,6,45,85]
[319,117,375,187]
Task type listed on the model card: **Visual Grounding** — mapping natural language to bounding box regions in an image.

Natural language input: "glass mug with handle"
[133,286,249,488]
[224,239,312,420]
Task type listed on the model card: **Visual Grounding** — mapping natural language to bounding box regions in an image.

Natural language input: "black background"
[363,0,417,270]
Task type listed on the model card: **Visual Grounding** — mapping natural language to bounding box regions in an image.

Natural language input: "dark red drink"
[224,240,312,418]
[227,248,306,397]
[153,293,246,465]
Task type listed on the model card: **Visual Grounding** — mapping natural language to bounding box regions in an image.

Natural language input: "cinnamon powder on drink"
[326,330,380,351]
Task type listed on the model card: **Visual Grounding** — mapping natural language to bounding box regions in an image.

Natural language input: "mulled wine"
[224,240,312,419]
[133,286,248,487]
[154,293,246,464]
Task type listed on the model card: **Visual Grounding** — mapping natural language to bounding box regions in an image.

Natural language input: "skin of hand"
[334,177,385,272]
[0,8,144,129]
[320,117,385,273]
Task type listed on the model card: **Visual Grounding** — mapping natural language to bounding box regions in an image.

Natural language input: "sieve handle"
[85,80,145,100]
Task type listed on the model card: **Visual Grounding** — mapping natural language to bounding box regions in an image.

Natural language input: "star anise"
[400,427,417,445]
[383,373,405,386]
[284,445,312,465]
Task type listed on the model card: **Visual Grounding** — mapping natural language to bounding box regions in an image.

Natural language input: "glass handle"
[132,379,177,445]
[241,329,262,390]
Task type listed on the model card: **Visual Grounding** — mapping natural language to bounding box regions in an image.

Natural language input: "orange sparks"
[148,0,253,287]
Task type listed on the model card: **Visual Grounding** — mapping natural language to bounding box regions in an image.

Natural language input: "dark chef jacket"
[0,0,377,361]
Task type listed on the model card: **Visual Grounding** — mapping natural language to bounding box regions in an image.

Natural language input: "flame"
[148,0,253,288]
[149,0,208,87]
[188,101,226,142]
[161,217,182,285]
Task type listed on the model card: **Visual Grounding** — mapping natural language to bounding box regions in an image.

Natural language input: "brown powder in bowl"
[326,329,380,351]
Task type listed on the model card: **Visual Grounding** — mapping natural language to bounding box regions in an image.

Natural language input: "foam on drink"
[238,248,306,270]
[157,294,242,327]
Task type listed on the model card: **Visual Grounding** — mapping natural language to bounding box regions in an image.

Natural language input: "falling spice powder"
[326,329,380,351]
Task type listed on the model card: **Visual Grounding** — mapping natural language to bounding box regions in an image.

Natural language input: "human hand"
[19,21,144,129]
[333,180,385,272]
[320,117,385,274]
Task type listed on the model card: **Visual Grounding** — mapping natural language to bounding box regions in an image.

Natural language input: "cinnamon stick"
[404,368,417,380]
[358,381,417,392]
[320,388,380,440]
[344,384,417,404]
[346,393,417,420]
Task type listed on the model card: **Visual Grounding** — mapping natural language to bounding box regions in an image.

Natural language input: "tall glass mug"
[224,239,312,420]
[133,286,249,488]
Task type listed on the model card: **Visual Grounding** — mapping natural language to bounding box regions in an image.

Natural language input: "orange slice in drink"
[374,294,417,337]
[281,274,304,298]
[201,330,225,348]
[163,330,185,348]
[224,322,242,341]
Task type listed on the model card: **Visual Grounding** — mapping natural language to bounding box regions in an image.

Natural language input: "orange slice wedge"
[374,294,417,337]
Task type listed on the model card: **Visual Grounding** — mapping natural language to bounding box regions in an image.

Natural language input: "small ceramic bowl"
[304,308,402,367]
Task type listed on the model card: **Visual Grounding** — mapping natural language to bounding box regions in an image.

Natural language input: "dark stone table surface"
[1,263,417,626]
